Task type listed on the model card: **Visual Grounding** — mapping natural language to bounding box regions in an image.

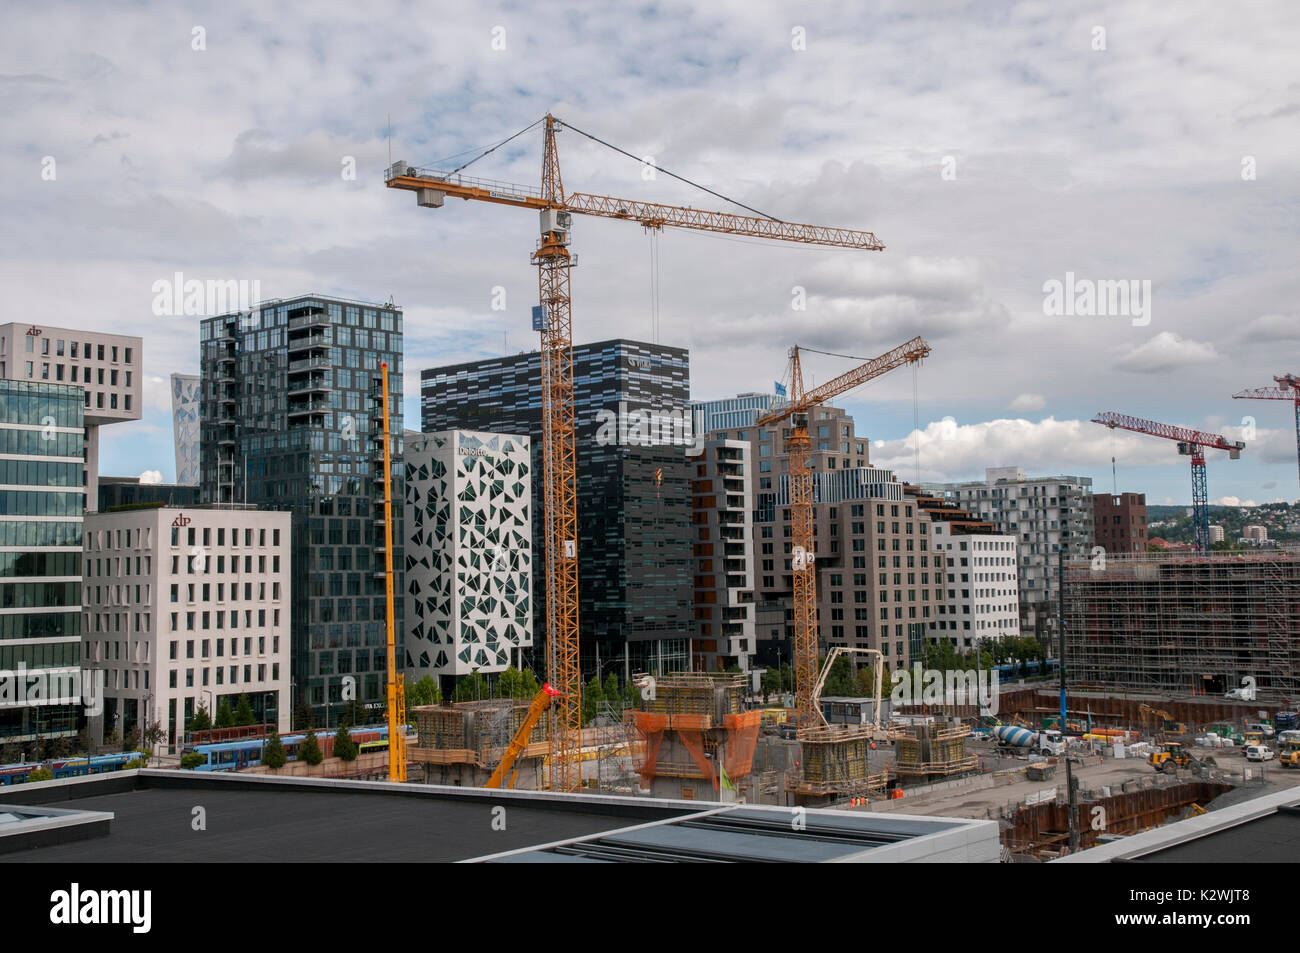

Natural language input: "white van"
[1245,745,1274,762]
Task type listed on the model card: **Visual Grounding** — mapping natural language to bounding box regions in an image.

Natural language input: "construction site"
[1064,550,1300,696]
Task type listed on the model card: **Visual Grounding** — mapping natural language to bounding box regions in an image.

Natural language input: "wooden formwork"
[893,721,978,778]
[641,672,748,727]
[790,725,888,797]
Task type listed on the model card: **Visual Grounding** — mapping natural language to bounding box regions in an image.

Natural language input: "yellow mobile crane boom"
[757,337,932,728]
[485,684,562,790]
[380,362,407,782]
[387,114,886,790]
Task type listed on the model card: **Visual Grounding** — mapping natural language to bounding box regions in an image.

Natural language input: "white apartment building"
[687,437,756,672]
[928,522,1020,650]
[0,322,142,510]
[403,431,532,687]
[938,466,1093,643]
[82,505,291,752]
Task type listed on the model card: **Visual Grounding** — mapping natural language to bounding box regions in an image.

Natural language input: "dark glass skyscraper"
[200,295,403,726]
[421,340,691,676]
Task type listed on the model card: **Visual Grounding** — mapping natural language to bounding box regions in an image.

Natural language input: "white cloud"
[1114,332,1218,373]
[1010,393,1045,411]
[1212,496,1256,507]
[138,469,163,484]
[869,415,1175,483]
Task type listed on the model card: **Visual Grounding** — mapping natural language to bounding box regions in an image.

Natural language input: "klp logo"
[50,883,151,934]
[1041,271,1151,327]
[594,401,694,448]
[891,663,999,715]
[151,272,262,317]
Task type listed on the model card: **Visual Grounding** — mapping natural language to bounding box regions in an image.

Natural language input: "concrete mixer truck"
[992,725,1066,756]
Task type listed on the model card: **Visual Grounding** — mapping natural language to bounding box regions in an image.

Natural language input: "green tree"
[603,672,622,714]
[26,767,53,783]
[141,720,165,752]
[180,753,206,770]
[406,674,441,727]
[293,698,314,732]
[122,725,141,753]
[343,696,369,722]
[190,703,212,733]
[581,676,604,725]
[298,729,323,766]
[453,670,489,702]
[262,732,287,771]
[234,694,255,727]
[334,723,358,762]
[215,699,235,729]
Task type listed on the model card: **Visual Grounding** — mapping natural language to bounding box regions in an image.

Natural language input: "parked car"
[1246,722,1275,738]
[1244,745,1275,762]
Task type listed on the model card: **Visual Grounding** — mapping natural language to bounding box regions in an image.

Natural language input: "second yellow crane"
[757,337,932,728]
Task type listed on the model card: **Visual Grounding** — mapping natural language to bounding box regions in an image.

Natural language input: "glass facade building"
[171,372,200,485]
[199,295,404,727]
[421,339,692,676]
[0,379,85,742]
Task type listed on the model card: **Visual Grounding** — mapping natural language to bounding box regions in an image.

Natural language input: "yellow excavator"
[1279,740,1300,769]
[485,684,562,789]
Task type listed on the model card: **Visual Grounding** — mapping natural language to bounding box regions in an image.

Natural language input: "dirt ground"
[861,738,1300,819]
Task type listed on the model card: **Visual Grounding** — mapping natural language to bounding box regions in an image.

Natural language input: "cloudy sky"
[4,0,1297,506]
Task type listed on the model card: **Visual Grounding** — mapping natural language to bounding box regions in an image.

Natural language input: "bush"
[180,753,207,770]
[263,732,287,771]
[334,723,358,762]
[26,767,53,783]
[298,729,323,766]
[123,758,143,770]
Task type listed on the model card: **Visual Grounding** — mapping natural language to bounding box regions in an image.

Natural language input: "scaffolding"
[625,672,761,799]
[1064,549,1300,698]
[790,724,888,797]
[411,699,550,768]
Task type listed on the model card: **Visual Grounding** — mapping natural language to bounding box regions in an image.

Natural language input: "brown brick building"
[1093,492,1147,556]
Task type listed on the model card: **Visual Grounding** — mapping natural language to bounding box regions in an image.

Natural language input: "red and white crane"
[1233,373,1300,495]
[1091,411,1244,554]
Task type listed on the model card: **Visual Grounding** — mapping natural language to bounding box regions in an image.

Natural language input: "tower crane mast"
[387,114,886,789]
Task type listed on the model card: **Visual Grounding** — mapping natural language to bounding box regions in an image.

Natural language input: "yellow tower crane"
[756,337,931,729]
[386,114,886,790]
[379,362,407,782]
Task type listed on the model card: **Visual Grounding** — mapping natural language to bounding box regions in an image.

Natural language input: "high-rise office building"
[82,505,292,752]
[937,466,1094,643]
[704,403,938,671]
[404,430,533,692]
[421,339,691,676]
[687,436,756,672]
[690,392,783,436]
[171,373,200,486]
[0,380,86,743]
[912,489,1020,651]
[200,295,404,727]
[0,322,142,512]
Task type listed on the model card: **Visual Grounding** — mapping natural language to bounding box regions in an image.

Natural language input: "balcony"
[288,357,330,374]
[287,332,329,354]
[287,400,330,418]
[288,311,330,332]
